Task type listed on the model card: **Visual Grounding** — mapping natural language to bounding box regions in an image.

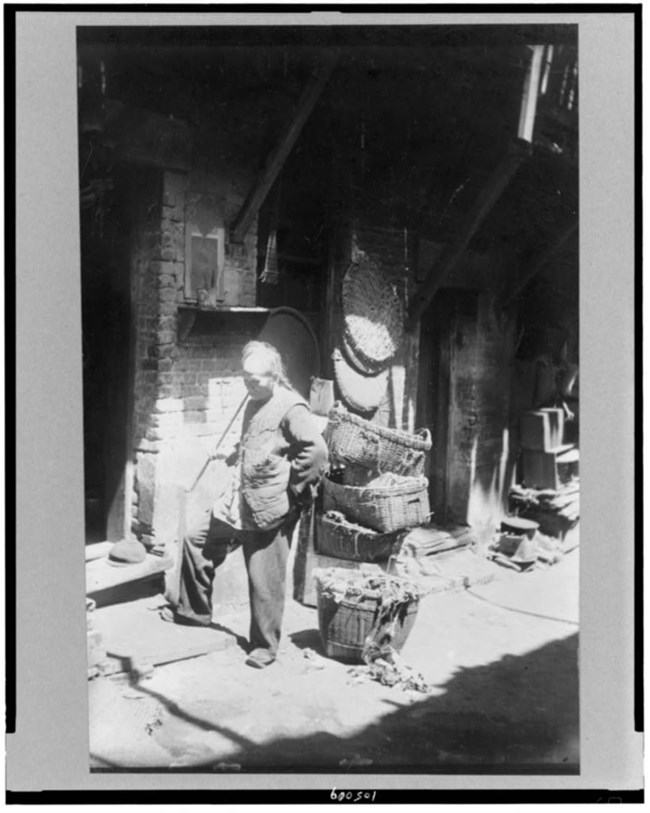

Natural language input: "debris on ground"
[486,521,566,573]
[389,544,496,596]
[347,629,432,694]
[348,647,432,694]
[488,550,531,572]
[212,762,242,772]
[302,647,327,672]
[535,534,565,564]
[402,524,477,558]
[144,714,164,736]
[339,755,373,768]
[509,481,580,540]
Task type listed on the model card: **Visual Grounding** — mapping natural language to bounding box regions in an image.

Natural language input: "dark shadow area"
[288,628,324,654]
[80,158,162,543]
[89,574,165,609]
[95,632,578,773]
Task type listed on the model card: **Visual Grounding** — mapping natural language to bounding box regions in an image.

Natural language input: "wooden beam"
[501,219,578,310]
[231,54,338,243]
[518,45,545,143]
[406,139,530,331]
[406,45,545,331]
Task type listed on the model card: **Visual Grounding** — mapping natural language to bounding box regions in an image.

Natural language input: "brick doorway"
[81,165,147,543]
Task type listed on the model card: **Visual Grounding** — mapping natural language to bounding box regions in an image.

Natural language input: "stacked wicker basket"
[312,403,432,661]
[318,402,433,564]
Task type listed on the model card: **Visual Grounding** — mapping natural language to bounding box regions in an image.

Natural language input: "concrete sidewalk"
[89,548,579,772]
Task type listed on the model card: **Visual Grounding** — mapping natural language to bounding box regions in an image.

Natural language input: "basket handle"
[417,427,432,447]
[325,510,346,525]
[396,447,423,475]
[353,531,361,559]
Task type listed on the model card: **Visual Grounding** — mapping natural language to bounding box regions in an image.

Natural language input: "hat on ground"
[108,538,147,565]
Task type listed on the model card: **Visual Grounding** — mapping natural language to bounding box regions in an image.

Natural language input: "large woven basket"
[322,475,431,533]
[342,261,404,367]
[325,402,432,477]
[316,511,405,562]
[316,587,418,663]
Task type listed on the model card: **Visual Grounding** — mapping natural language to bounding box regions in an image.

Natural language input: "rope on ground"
[464,587,579,627]
[398,552,579,627]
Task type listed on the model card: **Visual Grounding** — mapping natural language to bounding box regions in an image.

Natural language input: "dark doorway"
[81,165,134,543]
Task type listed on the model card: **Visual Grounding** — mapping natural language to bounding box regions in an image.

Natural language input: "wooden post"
[231,53,338,243]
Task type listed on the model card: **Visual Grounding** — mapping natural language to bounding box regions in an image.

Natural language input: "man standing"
[162,341,329,669]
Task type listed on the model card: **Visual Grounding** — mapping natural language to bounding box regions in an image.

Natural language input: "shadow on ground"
[92,632,579,773]
[288,628,322,652]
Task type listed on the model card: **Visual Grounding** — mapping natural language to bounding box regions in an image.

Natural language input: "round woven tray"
[342,261,404,367]
[341,330,386,376]
[332,347,388,414]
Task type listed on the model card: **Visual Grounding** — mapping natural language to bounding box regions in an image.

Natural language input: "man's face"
[242,354,276,401]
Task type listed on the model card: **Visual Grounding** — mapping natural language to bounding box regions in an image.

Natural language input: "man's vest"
[240,386,308,531]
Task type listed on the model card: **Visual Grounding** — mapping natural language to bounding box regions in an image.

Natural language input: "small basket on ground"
[322,473,431,533]
[324,402,432,478]
[316,510,406,563]
[314,568,420,663]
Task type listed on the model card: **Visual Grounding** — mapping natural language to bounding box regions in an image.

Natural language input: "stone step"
[85,541,115,562]
[90,596,235,678]
[87,552,174,608]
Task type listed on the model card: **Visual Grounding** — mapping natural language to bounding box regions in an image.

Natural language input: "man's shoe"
[159,606,211,627]
[245,648,276,669]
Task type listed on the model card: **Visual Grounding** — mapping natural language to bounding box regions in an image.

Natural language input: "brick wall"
[129,166,260,549]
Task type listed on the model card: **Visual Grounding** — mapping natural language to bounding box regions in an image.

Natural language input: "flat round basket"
[258,307,320,400]
[342,261,404,367]
[341,330,386,376]
[332,347,388,414]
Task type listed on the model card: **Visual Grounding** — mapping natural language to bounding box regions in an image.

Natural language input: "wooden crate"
[520,408,565,451]
[522,445,579,490]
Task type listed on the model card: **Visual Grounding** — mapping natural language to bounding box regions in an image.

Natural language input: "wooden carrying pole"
[185,395,248,494]
[231,53,338,243]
